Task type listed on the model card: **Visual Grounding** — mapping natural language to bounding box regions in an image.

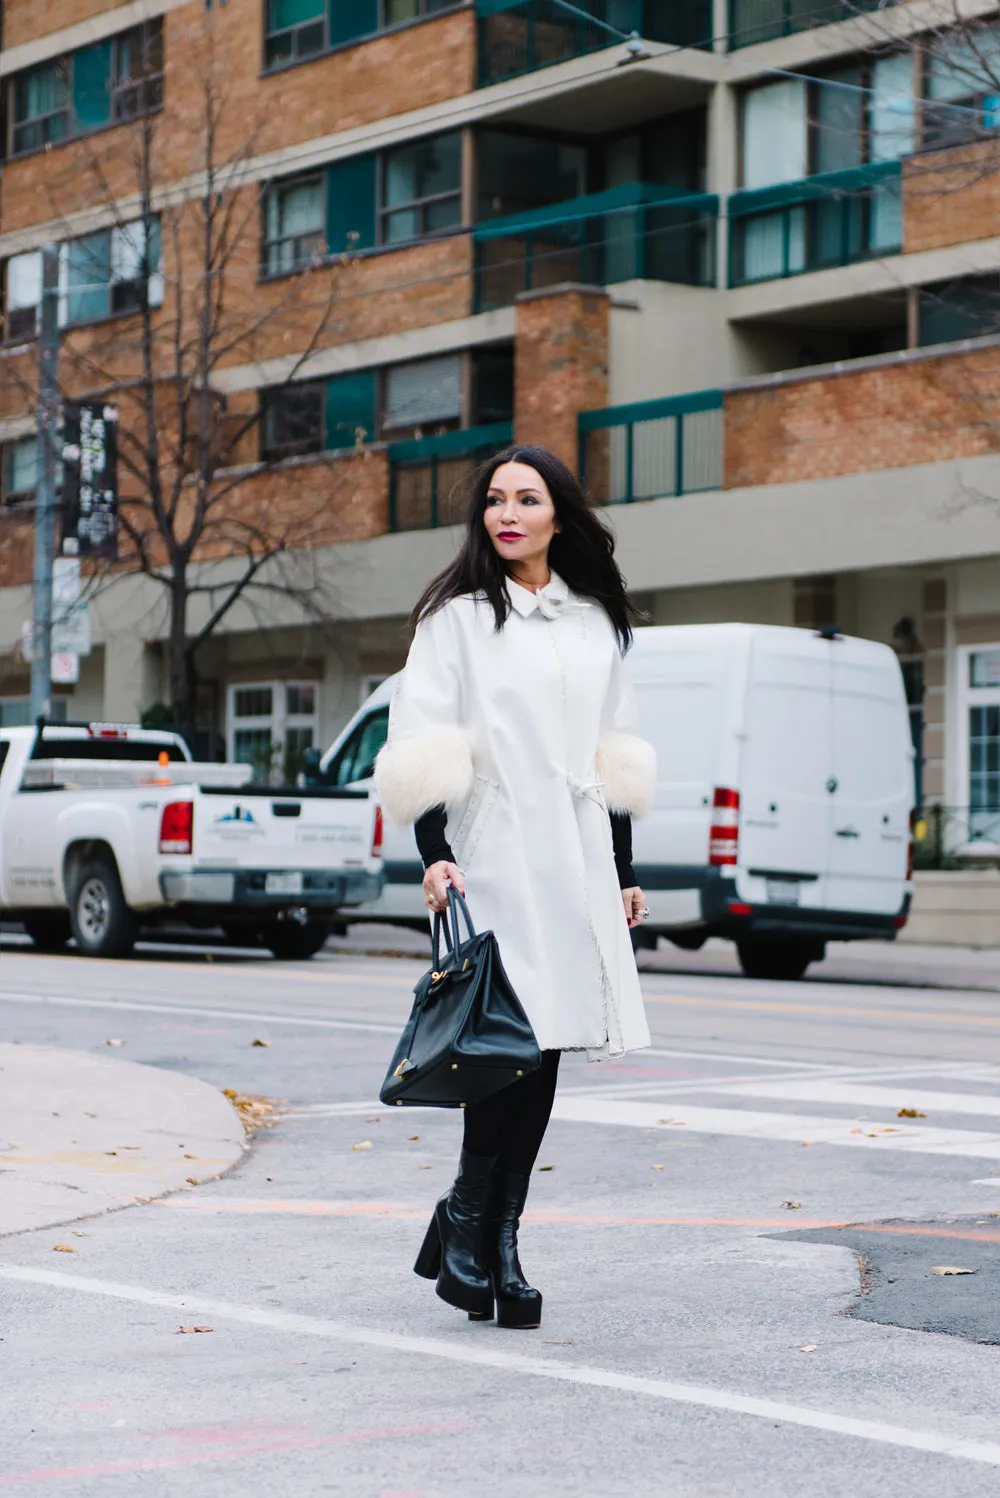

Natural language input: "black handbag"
[379,887,541,1108]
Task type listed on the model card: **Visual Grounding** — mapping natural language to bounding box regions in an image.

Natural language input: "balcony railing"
[728,161,902,286]
[476,0,712,86]
[579,390,723,504]
[728,0,892,49]
[474,184,718,311]
[388,422,513,531]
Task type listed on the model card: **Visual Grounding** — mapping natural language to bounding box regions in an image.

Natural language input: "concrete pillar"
[102,632,158,722]
[514,283,609,472]
[712,0,728,51]
[707,81,738,289]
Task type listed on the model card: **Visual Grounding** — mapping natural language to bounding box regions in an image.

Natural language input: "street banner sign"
[61,403,119,558]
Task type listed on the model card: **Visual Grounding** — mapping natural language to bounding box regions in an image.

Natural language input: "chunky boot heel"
[426,1150,497,1317]
[488,1171,543,1331]
[468,1298,495,1323]
[413,1211,442,1279]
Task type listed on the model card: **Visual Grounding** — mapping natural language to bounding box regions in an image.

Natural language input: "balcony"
[388,422,513,530]
[579,390,723,503]
[476,0,712,87]
[728,161,901,286]
[727,0,893,50]
[474,184,718,311]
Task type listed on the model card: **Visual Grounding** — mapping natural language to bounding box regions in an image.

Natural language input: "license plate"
[265,871,303,895]
[766,878,801,905]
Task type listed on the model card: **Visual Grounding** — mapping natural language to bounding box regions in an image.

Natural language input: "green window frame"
[260,371,377,460]
[12,62,70,155]
[263,175,327,276]
[380,133,462,246]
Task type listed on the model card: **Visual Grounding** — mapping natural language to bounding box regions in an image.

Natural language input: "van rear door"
[736,631,833,910]
[826,644,912,914]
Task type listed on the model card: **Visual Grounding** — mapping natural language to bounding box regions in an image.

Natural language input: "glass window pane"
[16,64,68,122]
[269,0,324,29]
[385,0,419,22]
[65,231,111,323]
[814,65,863,174]
[871,53,915,162]
[477,131,587,220]
[384,133,460,206]
[234,686,273,718]
[971,650,1000,687]
[425,197,461,233]
[928,26,1000,101]
[279,179,324,236]
[742,81,807,188]
[286,684,316,715]
[234,727,274,783]
[263,384,323,456]
[7,252,42,311]
[383,207,418,243]
[9,436,38,493]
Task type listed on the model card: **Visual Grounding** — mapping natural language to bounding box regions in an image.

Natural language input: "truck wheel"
[220,920,261,948]
[736,940,813,982]
[22,913,72,952]
[263,920,329,960]
[69,858,139,959]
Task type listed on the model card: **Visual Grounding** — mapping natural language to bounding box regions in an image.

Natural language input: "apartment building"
[0,0,999,845]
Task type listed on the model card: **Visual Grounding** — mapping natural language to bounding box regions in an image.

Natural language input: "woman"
[374,444,654,1330]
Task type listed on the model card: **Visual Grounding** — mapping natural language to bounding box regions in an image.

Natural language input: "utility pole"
[29,243,60,722]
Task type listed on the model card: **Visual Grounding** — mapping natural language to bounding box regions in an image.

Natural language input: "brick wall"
[2,0,128,49]
[903,140,1000,254]
[724,348,1000,490]
[513,285,609,472]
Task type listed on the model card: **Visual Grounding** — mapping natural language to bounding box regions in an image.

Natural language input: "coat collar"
[506,571,587,620]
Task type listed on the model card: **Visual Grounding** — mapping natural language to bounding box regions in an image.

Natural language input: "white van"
[316,623,915,980]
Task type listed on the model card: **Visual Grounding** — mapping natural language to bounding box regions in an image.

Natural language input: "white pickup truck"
[0,721,384,959]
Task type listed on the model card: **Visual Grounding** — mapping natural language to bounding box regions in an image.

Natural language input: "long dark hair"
[411,444,639,652]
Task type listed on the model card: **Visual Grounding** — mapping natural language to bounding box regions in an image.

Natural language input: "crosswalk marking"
[551,1096,1000,1159]
[703,1078,1000,1119]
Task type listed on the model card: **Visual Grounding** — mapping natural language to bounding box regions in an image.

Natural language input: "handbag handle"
[432,884,477,969]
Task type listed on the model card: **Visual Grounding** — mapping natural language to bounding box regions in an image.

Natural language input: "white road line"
[641,1047,838,1070]
[705,1079,1000,1119]
[551,1096,1000,1159]
[0,990,400,1035]
[1,1265,998,1469]
[557,1062,1000,1102]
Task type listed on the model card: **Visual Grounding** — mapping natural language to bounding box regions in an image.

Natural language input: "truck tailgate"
[194,787,375,870]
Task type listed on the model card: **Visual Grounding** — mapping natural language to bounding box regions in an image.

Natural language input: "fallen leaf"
[251,1038,270,1048]
[800,1344,818,1353]
[105,1151,117,1157]
[52,1244,75,1253]
[221,1090,277,1134]
[352,1141,373,1151]
[932,1265,978,1276]
[853,1116,870,1121]
[366,1116,382,1123]
[849,1128,864,1134]
[801,1142,815,1148]
[266,1177,273,1182]
[183,1153,197,1160]
[407,1136,420,1142]
[186,1176,198,1185]
[419,1164,432,1170]
[651,1164,664,1171]
[105,1039,125,1047]
[897,1108,926,1118]
[782,1200,802,1210]
[537,1165,554,1171]
[174,1326,213,1334]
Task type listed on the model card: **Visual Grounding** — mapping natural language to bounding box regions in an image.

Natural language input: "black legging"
[462,1050,561,1173]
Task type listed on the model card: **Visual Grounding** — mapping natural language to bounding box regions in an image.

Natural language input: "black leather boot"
[481,1170,543,1330]
[413,1149,496,1317]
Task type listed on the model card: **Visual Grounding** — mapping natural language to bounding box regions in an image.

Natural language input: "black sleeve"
[414,803,455,869]
[610,812,637,890]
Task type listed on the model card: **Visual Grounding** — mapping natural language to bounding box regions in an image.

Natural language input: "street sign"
[52,557,92,656]
[61,403,118,558]
[51,652,79,685]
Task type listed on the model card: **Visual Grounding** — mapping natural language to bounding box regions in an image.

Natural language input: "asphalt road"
[2,931,1000,1496]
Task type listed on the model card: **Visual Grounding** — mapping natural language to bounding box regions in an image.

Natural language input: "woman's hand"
[621,886,648,929]
[423,860,466,913]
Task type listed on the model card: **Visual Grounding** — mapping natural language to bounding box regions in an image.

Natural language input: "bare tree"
[2,15,360,744]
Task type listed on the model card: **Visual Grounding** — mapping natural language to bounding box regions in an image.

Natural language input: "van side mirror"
[301,746,322,786]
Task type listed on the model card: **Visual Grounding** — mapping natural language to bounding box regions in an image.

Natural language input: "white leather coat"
[374,572,655,1059]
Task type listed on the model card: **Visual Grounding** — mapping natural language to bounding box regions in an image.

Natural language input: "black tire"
[736,940,813,983]
[68,857,139,958]
[22,912,72,952]
[263,920,329,960]
[220,920,262,948]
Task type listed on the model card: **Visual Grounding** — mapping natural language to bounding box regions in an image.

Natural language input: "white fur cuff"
[374,727,475,826]
[596,731,657,819]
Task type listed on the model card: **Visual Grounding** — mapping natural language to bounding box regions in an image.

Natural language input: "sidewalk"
[0,1043,246,1236]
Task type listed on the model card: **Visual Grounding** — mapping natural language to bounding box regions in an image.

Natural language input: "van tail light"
[709,787,740,867]
[906,808,916,882]
[371,804,384,859]
[160,800,193,855]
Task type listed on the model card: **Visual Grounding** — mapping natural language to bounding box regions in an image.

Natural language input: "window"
[264,0,456,71]
[4,252,42,343]
[925,26,1000,148]
[263,175,326,276]
[12,62,69,155]
[9,21,163,157]
[265,0,328,69]
[380,133,462,245]
[56,220,163,326]
[112,22,165,122]
[477,130,588,222]
[325,707,388,786]
[261,383,324,460]
[959,648,1000,844]
[228,680,319,784]
[918,276,999,348]
[383,0,454,25]
[382,353,461,436]
[260,371,376,458]
[2,435,39,506]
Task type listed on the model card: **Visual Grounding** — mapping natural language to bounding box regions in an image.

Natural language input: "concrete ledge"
[0,1044,246,1236]
[899,870,1000,948]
